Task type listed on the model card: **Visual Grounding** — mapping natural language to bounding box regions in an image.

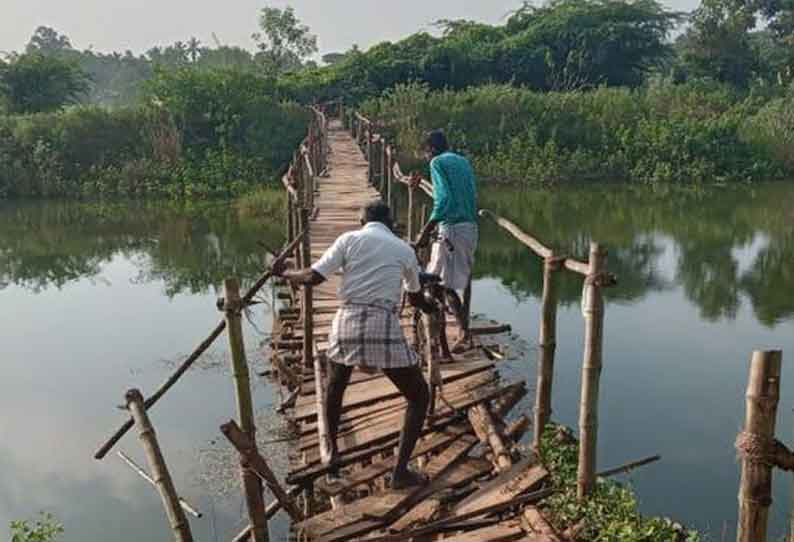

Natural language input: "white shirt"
[312,222,421,304]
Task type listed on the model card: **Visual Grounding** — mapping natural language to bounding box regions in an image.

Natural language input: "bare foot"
[390,468,428,490]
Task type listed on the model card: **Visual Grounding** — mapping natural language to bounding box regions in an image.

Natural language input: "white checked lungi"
[326,299,418,369]
[427,222,478,291]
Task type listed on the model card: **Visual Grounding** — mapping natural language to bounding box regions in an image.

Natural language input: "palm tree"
[187,37,202,64]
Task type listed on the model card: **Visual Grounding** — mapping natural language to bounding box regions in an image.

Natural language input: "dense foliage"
[0,54,89,113]
[0,69,309,198]
[3,0,794,199]
[285,0,682,103]
[362,81,792,184]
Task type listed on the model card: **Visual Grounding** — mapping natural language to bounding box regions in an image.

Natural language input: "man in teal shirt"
[415,130,479,352]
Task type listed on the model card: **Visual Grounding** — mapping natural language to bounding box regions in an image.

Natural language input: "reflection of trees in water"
[0,200,284,296]
[472,183,794,327]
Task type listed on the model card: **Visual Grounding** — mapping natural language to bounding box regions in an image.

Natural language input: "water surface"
[2,183,793,540]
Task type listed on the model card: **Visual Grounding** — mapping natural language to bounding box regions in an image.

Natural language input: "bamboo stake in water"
[737,350,783,542]
[126,389,193,542]
[533,255,561,451]
[224,277,269,542]
[577,242,606,500]
[117,451,202,518]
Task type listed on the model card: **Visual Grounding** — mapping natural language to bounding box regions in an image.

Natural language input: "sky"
[1,0,700,57]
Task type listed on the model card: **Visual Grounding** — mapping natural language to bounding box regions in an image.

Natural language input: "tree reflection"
[0,200,284,297]
[469,183,794,328]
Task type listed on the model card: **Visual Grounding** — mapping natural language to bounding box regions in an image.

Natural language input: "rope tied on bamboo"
[735,431,794,473]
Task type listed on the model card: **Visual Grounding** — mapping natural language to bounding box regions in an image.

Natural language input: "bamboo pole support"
[386,146,393,210]
[125,389,194,542]
[381,141,388,197]
[287,195,295,245]
[577,242,607,500]
[737,350,783,542]
[300,208,314,369]
[223,278,269,542]
[407,184,415,243]
[367,126,373,184]
[533,255,561,451]
[221,421,305,522]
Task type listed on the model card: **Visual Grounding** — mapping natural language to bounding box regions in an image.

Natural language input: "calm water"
[1,183,793,540]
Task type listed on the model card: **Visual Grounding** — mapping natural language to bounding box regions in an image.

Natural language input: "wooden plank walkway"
[271,119,555,542]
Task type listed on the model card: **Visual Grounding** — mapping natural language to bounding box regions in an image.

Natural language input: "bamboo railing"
[347,108,618,500]
[92,105,327,542]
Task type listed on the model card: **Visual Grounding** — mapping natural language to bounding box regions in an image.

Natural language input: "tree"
[187,37,202,63]
[26,26,73,55]
[321,52,348,66]
[679,0,760,86]
[252,6,318,73]
[0,53,89,113]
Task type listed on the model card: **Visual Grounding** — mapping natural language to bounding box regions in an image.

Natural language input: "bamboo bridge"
[89,102,788,542]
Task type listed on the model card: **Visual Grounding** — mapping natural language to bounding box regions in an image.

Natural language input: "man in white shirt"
[274,200,433,489]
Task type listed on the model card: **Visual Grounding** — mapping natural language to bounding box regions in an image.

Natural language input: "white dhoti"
[427,222,478,291]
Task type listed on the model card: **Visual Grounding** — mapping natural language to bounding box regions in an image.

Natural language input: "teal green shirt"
[429,152,478,225]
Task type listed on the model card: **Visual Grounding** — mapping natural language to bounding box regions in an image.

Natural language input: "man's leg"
[382,365,430,488]
[326,361,353,471]
[444,287,471,352]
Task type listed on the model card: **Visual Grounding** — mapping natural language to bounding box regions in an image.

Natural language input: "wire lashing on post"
[736,431,794,474]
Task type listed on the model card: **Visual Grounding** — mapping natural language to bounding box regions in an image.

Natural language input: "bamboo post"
[737,350,783,542]
[577,243,607,500]
[287,195,295,245]
[386,146,393,210]
[223,278,269,542]
[533,255,561,451]
[125,389,194,542]
[367,125,373,184]
[300,208,314,369]
[381,140,388,197]
[407,184,415,243]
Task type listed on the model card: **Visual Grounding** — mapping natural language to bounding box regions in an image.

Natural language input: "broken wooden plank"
[316,425,472,497]
[287,381,525,484]
[454,455,548,516]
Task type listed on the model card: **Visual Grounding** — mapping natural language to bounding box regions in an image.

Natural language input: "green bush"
[9,513,63,542]
[0,69,310,198]
[361,82,788,185]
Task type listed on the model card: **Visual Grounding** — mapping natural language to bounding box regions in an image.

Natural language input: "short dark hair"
[425,130,449,155]
[361,200,393,228]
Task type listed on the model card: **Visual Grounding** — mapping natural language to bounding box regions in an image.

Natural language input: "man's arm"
[280,267,327,287]
[273,234,346,286]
